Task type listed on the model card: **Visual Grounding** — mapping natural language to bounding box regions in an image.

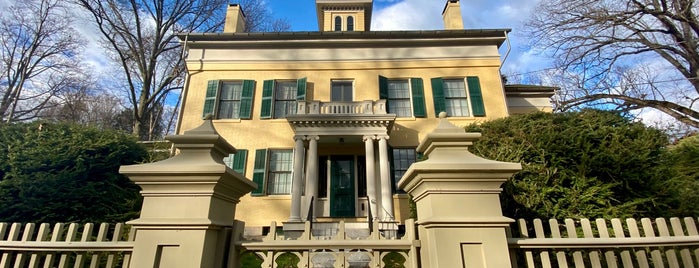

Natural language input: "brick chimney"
[223,4,246,33]
[442,0,464,30]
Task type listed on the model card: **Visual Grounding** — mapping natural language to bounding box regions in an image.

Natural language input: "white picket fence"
[0,222,133,268]
[508,217,699,268]
[234,219,420,268]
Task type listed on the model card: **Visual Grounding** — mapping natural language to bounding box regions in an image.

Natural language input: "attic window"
[347,16,354,31]
[334,16,342,31]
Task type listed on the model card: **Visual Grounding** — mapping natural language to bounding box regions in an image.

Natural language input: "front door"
[330,156,355,217]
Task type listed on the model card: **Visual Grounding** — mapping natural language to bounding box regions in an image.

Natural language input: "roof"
[504,84,558,98]
[177,29,512,48]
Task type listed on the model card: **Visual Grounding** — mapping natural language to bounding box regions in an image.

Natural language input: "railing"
[0,222,133,268]
[508,217,699,268]
[234,219,419,268]
[295,100,388,115]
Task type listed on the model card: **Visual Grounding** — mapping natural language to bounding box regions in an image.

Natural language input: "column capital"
[376,134,390,140]
[363,135,376,142]
[306,135,320,141]
[293,135,306,141]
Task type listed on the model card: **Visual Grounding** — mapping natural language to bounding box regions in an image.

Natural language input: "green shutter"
[232,149,248,175]
[379,76,389,112]
[203,80,219,119]
[260,80,275,119]
[431,78,445,117]
[467,76,486,117]
[410,78,426,117]
[239,80,255,119]
[251,149,268,196]
[296,77,307,100]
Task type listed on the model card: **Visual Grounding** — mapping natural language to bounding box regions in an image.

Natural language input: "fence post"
[398,112,521,268]
[120,119,256,268]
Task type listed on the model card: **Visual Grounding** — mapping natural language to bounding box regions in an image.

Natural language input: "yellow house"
[176,0,553,231]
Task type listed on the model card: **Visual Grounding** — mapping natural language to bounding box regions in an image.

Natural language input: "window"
[347,16,354,31]
[334,16,342,31]
[391,148,416,193]
[260,78,307,119]
[378,76,426,117]
[267,150,293,195]
[430,76,485,117]
[443,79,470,117]
[202,80,255,119]
[251,149,293,196]
[274,81,297,118]
[331,80,353,102]
[223,149,248,175]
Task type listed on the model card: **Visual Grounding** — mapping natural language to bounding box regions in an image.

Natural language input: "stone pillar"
[120,119,256,268]
[363,135,378,220]
[289,135,306,222]
[304,135,319,221]
[398,113,521,268]
[377,135,394,220]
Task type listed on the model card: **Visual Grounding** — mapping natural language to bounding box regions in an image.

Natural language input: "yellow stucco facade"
[176,0,552,228]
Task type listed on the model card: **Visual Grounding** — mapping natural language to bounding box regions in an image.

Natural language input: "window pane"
[387,80,412,117]
[347,16,354,31]
[392,148,416,193]
[443,79,469,117]
[334,16,342,31]
[274,81,297,118]
[331,81,353,102]
[217,81,242,119]
[267,150,293,195]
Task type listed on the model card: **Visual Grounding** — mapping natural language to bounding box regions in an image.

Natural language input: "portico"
[286,100,396,222]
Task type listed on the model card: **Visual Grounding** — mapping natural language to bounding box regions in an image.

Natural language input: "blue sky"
[266,0,549,80]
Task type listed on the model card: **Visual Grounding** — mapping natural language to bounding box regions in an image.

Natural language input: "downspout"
[500,31,512,115]
[173,34,190,137]
[499,30,511,71]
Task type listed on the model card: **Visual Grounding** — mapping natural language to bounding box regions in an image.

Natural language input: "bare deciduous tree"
[75,0,289,140]
[526,0,699,128]
[0,0,86,123]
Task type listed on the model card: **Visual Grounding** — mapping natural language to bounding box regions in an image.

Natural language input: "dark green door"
[330,156,355,217]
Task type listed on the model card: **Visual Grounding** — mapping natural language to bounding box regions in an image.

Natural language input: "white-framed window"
[267,149,293,195]
[387,79,412,117]
[217,81,243,119]
[443,79,470,117]
[273,81,298,119]
[331,80,353,102]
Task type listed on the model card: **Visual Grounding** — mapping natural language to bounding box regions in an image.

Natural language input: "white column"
[378,135,394,220]
[289,135,305,222]
[363,135,378,220]
[304,135,319,221]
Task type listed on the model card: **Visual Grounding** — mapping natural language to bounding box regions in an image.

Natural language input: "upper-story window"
[379,76,427,118]
[430,76,486,117]
[331,80,353,102]
[347,16,354,31]
[260,78,307,119]
[334,16,342,31]
[202,80,255,119]
[443,79,470,117]
[274,81,298,118]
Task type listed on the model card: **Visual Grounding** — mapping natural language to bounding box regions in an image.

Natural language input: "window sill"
[253,195,292,200]
[213,118,242,123]
[395,117,417,122]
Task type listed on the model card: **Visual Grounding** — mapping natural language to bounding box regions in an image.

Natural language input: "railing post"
[398,112,521,268]
[120,119,256,268]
